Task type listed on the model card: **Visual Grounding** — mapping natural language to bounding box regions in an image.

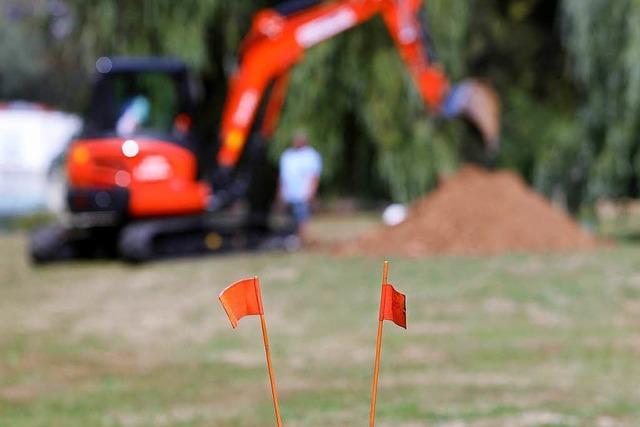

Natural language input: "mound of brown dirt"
[339,165,597,256]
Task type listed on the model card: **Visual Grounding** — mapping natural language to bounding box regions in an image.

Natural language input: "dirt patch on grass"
[338,165,598,257]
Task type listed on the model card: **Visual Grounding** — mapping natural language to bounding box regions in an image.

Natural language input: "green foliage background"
[1,0,639,207]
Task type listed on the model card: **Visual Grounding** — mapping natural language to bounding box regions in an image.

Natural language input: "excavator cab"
[83,57,196,145]
[64,57,209,223]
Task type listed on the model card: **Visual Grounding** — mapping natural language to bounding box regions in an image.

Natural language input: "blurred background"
[2,1,640,426]
[3,0,640,213]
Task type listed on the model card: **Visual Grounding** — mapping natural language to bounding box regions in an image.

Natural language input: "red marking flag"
[379,284,406,329]
[218,276,283,425]
[219,277,264,328]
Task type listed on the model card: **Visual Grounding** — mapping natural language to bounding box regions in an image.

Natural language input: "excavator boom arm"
[217,0,452,168]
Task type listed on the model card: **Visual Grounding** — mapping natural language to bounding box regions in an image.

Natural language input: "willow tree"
[0,0,280,107]
[0,1,57,103]
[3,0,577,203]
[540,0,640,207]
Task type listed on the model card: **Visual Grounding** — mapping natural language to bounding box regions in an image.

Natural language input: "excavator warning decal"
[233,90,259,127]
[295,7,357,48]
[134,155,172,182]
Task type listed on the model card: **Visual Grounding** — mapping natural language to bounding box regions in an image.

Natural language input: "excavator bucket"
[443,79,501,152]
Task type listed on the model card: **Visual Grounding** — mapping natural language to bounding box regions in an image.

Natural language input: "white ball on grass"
[382,203,408,226]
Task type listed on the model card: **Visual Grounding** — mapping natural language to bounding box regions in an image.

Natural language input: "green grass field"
[1,216,640,426]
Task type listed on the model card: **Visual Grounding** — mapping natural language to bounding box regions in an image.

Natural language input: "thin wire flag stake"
[369,262,389,427]
[219,276,283,427]
[259,307,283,427]
[369,261,407,427]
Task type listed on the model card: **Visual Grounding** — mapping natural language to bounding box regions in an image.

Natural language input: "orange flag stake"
[219,277,283,427]
[369,261,407,427]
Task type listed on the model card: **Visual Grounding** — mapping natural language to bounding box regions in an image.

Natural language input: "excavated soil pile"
[339,165,597,256]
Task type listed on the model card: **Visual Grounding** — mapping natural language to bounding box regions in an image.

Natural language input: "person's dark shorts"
[287,201,311,228]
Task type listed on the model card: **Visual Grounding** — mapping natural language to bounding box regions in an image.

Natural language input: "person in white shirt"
[279,132,322,242]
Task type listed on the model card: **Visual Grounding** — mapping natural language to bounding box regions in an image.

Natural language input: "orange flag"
[219,277,264,328]
[379,283,406,329]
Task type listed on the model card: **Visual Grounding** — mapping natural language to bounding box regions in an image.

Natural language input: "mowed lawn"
[1,218,640,426]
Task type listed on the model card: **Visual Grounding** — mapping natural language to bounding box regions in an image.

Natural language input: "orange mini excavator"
[30,0,500,262]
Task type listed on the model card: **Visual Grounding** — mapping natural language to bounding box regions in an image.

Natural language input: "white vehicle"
[0,102,81,217]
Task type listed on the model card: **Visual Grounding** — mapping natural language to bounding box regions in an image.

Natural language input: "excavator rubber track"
[30,215,299,264]
[117,215,300,263]
[30,224,120,263]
